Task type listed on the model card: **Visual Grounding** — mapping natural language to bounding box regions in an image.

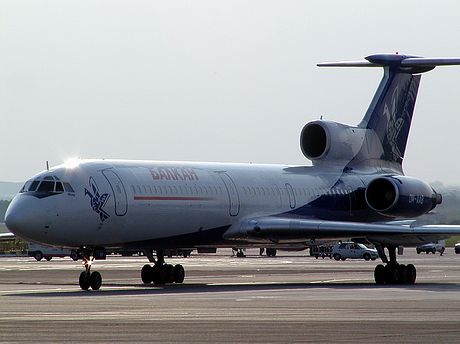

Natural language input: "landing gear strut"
[141,249,185,285]
[374,245,416,285]
[78,250,103,291]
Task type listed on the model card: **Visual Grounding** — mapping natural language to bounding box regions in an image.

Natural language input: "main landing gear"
[373,245,416,285]
[78,250,103,291]
[141,249,185,285]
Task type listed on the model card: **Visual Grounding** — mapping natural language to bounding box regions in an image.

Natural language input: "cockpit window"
[20,181,32,193]
[20,178,73,195]
[63,182,75,193]
[37,181,55,193]
[55,182,64,192]
[29,180,40,192]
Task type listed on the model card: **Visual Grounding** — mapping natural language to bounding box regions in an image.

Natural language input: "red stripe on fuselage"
[133,196,213,201]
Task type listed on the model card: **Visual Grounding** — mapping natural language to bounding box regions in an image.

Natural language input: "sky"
[1,0,460,184]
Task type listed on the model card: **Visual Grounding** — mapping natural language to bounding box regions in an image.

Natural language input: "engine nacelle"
[365,176,441,218]
[300,120,366,163]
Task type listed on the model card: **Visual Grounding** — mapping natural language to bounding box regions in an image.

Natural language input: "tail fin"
[318,54,460,166]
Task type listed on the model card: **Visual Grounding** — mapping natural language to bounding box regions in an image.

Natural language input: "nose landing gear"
[141,249,185,285]
[78,249,104,291]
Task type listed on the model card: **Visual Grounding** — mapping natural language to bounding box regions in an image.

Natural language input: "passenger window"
[64,183,75,193]
[37,181,55,192]
[55,182,64,192]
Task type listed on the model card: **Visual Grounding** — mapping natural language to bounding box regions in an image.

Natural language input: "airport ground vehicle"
[28,242,78,261]
[455,243,460,254]
[331,242,378,261]
[416,240,445,254]
[310,245,333,259]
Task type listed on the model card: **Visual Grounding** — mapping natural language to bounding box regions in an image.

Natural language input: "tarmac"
[1,248,460,343]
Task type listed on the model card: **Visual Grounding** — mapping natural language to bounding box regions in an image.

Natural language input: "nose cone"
[5,195,48,242]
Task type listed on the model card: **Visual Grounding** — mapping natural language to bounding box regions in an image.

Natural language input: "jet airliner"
[6,53,460,290]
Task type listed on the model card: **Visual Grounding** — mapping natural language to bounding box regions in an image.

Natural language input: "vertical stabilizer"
[318,54,460,167]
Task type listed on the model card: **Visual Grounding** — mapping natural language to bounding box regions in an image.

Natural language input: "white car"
[416,240,445,254]
[331,242,378,261]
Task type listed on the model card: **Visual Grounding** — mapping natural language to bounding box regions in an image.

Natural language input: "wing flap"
[224,217,460,246]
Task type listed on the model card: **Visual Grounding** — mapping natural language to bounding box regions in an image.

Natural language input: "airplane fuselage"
[6,159,391,249]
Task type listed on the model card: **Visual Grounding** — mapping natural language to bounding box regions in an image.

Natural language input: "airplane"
[5,53,460,291]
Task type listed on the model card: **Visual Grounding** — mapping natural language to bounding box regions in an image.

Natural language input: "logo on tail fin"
[384,86,405,161]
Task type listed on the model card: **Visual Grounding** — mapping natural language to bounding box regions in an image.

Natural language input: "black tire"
[90,271,102,290]
[79,271,91,290]
[385,265,400,284]
[374,264,386,285]
[371,257,377,261]
[432,248,436,254]
[333,253,341,261]
[152,264,166,284]
[266,248,277,257]
[173,264,185,283]
[141,264,153,284]
[416,249,421,254]
[45,256,52,261]
[406,264,417,284]
[164,264,175,284]
[398,264,407,284]
[363,253,371,261]
[34,251,43,261]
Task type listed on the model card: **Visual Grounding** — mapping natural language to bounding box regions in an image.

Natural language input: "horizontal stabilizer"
[318,54,460,71]
[401,57,460,67]
[317,60,378,67]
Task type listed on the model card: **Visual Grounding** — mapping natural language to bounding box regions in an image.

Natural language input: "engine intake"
[365,176,440,217]
[300,120,366,163]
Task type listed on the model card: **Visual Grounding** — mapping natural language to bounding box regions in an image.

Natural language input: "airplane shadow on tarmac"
[8,281,460,298]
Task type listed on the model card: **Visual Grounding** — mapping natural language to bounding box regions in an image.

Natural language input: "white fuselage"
[6,159,359,248]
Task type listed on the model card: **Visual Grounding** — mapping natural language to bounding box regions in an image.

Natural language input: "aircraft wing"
[223,216,460,247]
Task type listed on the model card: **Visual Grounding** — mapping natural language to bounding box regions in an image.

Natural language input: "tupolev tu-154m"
[6,53,460,290]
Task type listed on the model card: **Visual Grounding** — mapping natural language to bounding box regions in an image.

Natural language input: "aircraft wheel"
[374,264,385,285]
[398,264,407,284]
[141,264,153,284]
[152,264,166,285]
[173,264,185,283]
[79,271,91,291]
[406,264,417,284]
[164,264,175,284]
[385,265,400,284]
[90,271,102,290]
